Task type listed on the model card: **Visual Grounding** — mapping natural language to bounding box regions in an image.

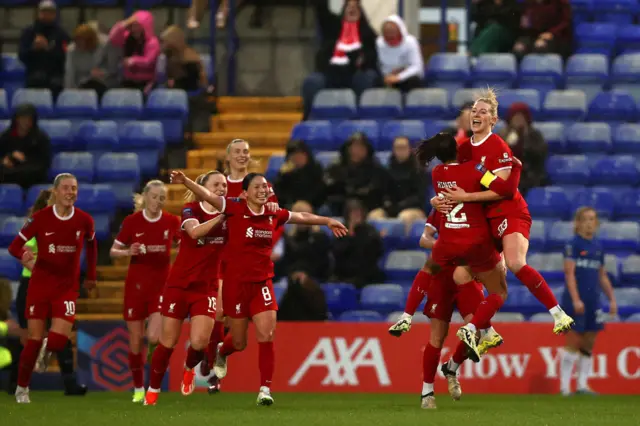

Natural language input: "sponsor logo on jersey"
[183,208,193,216]
[437,181,457,189]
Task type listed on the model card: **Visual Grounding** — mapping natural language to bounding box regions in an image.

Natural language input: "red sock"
[185,346,204,369]
[149,344,174,390]
[404,271,431,315]
[470,294,504,329]
[452,341,468,365]
[515,265,559,310]
[422,343,442,384]
[128,351,144,389]
[46,331,68,352]
[207,322,225,369]
[258,341,274,388]
[219,333,237,357]
[17,339,42,388]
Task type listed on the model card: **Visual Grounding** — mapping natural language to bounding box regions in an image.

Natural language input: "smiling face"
[144,185,167,216]
[204,172,228,197]
[54,177,78,209]
[244,175,269,206]
[227,140,250,172]
[471,100,497,136]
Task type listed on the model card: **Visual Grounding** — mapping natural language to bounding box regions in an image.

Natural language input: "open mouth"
[472,119,482,126]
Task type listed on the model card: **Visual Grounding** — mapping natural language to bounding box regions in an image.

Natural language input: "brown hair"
[28,189,52,219]
[184,171,222,202]
[574,206,598,233]
[133,180,166,212]
[73,23,98,51]
[48,173,77,206]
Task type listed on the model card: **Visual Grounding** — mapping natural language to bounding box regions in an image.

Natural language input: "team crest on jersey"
[164,230,169,240]
[76,230,81,240]
[475,163,487,173]
[183,208,192,216]
[269,217,273,225]
[480,156,486,164]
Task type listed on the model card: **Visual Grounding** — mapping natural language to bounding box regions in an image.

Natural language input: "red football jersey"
[221,197,290,283]
[18,206,95,297]
[115,211,180,291]
[166,201,226,291]
[425,209,443,233]
[456,133,528,218]
[226,175,278,201]
[432,162,491,245]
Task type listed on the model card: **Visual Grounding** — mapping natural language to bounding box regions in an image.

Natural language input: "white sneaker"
[388,315,412,337]
[256,386,274,406]
[456,325,480,363]
[34,338,50,373]
[420,393,436,409]
[15,386,30,403]
[213,342,228,379]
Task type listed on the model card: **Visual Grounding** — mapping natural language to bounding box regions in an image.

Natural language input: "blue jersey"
[563,235,604,308]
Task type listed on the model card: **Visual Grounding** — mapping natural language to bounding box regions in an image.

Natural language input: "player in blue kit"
[559,207,617,396]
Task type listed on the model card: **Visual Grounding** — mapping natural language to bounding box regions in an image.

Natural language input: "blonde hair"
[474,87,499,118]
[48,173,77,206]
[224,139,259,174]
[184,171,222,202]
[133,180,166,212]
[574,206,598,234]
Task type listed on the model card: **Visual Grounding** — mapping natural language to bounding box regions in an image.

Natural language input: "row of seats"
[546,154,640,186]
[571,0,640,26]
[576,22,640,54]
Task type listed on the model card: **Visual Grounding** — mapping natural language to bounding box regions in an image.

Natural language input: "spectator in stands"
[376,15,424,92]
[89,21,121,96]
[273,140,325,210]
[160,26,208,92]
[500,102,548,195]
[324,132,389,216]
[64,24,107,96]
[301,0,379,120]
[109,11,160,93]
[445,102,473,143]
[513,0,572,60]
[277,273,328,322]
[469,0,520,56]
[368,136,426,225]
[18,0,70,99]
[0,278,25,393]
[331,199,384,288]
[0,104,51,189]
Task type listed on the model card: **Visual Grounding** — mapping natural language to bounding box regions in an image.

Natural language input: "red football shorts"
[424,271,485,322]
[161,286,217,320]
[223,279,278,319]
[489,211,532,246]
[431,239,501,274]
[455,280,485,318]
[123,286,162,321]
[25,289,78,323]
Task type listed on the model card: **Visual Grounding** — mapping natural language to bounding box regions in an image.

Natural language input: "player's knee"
[505,256,526,274]
[231,335,248,351]
[190,334,209,351]
[429,331,447,348]
[453,267,473,285]
[147,330,160,346]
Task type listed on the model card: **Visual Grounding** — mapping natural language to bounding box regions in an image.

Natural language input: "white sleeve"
[397,37,425,81]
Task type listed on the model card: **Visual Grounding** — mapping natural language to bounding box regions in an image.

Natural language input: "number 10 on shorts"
[64,301,76,316]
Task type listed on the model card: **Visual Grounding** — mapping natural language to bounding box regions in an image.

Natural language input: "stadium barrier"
[77,321,640,394]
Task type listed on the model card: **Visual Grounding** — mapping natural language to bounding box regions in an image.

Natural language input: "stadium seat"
[77,121,119,156]
[450,88,475,116]
[565,123,611,153]
[145,89,189,144]
[536,122,565,153]
[92,214,111,241]
[360,284,404,313]
[265,154,285,181]
[384,250,427,282]
[333,120,379,150]
[599,221,640,253]
[621,255,640,286]
[612,123,640,153]
[574,23,617,55]
[546,155,590,185]
[586,91,637,123]
[565,54,609,102]
[25,184,52,208]
[626,313,640,322]
[0,249,21,281]
[593,0,636,24]
[605,254,621,285]
[525,187,571,220]
[614,188,640,220]
[39,119,74,152]
[542,90,587,121]
[315,151,340,168]
[0,90,8,119]
[491,313,525,322]
[591,155,640,186]
[528,253,564,282]
[387,311,429,323]
[611,54,640,103]
[96,153,141,208]
[338,310,383,322]
[613,288,640,316]
[518,54,563,94]
[322,283,358,314]
[55,89,98,119]
[0,217,24,247]
[290,120,333,151]
[570,187,615,219]
[359,88,403,119]
[471,54,517,88]
[529,312,554,323]
[546,221,574,250]
[498,89,541,118]
[1,53,25,86]
[426,53,470,92]
[118,121,165,177]
[310,89,357,119]
[404,88,448,119]
[74,184,117,217]
[380,120,425,150]
[0,184,24,216]
[369,219,406,249]
[101,89,143,119]
[11,88,53,117]
[529,220,547,252]
[49,152,94,183]
[617,24,640,54]
[0,119,9,133]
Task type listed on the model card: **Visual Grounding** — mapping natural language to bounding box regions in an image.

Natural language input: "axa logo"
[246,227,254,238]
[289,337,390,387]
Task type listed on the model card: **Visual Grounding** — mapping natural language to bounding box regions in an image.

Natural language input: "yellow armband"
[480,171,498,188]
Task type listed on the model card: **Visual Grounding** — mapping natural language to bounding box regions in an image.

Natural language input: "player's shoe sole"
[477,331,504,356]
[440,363,461,401]
[388,318,411,337]
[553,313,575,335]
[420,393,436,409]
[456,326,480,363]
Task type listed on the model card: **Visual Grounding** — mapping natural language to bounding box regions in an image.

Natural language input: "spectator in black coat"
[273,140,325,210]
[18,1,70,99]
[368,136,426,226]
[277,273,328,322]
[301,0,379,119]
[324,132,389,216]
[469,0,520,56]
[0,104,52,189]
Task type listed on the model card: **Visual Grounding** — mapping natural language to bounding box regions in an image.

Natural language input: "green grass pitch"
[1,392,638,426]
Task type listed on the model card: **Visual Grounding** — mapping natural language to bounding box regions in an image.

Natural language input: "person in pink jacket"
[109,10,160,91]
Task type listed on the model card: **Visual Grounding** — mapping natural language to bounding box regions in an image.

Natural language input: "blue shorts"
[562,303,604,333]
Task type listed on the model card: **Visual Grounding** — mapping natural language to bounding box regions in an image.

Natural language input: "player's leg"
[204,284,225,375]
[576,330,598,394]
[560,330,582,396]
[421,318,448,409]
[252,309,276,406]
[146,297,163,362]
[215,282,250,379]
[389,260,431,337]
[126,319,146,402]
[15,317,46,403]
[145,315,184,405]
[181,294,216,396]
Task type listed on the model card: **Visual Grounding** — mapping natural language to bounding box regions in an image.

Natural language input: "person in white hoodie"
[376,15,424,92]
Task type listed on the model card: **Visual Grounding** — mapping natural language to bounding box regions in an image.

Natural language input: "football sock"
[421,382,434,396]
[258,341,274,388]
[577,350,592,391]
[185,346,204,370]
[17,339,42,388]
[128,351,144,389]
[470,294,504,329]
[57,340,75,377]
[452,341,468,365]
[404,271,431,315]
[208,321,225,369]
[149,344,174,390]
[422,343,442,386]
[220,333,238,357]
[560,349,579,394]
[515,265,559,311]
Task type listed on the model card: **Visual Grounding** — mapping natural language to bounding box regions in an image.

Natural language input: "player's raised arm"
[443,157,523,203]
[183,216,225,240]
[171,171,225,212]
[288,212,348,238]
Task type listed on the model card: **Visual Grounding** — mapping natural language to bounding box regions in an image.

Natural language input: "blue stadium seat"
[450,88,475,116]
[604,254,621,285]
[360,284,404,313]
[11,89,53,117]
[359,88,402,119]
[617,24,640,54]
[627,313,640,322]
[0,217,24,247]
[546,155,590,185]
[49,152,94,183]
[74,184,117,217]
[310,89,357,119]
[0,90,8,119]
[39,119,73,152]
[322,283,358,314]
[315,151,340,168]
[55,89,98,119]
[492,313,525,322]
[471,53,517,88]
[570,187,615,219]
[426,53,470,92]
[145,89,189,144]
[404,88,448,119]
[265,154,285,181]
[497,89,541,118]
[591,155,640,185]
[290,120,333,151]
[0,119,9,133]
[118,122,165,177]
[600,221,640,253]
[0,184,24,216]
[338,310,383,322]
[614,188,640,220]
[529,220,547,252]
[565,123,611,153]
[93,214,111,241]
[621,255,640,286]
[526,187,571,220]
[0,249,21,281]
[25,185,52,208]
[369,219,406,249]
[1,53,25,82]
[565,54,609,102]
[593,0,637,24]
[611,54,640,103]
[384,250,427,282]
[333,120,379,149]
[613,123,640,153]
[518,54,563,94]
[77,121,119,155]
[546,221,574,250]
[536,122,565,153]
[613,288,640,316]
[528,253,564,282]
[101,89,143,119]
[586,91,637,123]
[574,23,618,55]
[542,90,587,121]
[380,120,425,150]
[96,153,141,208]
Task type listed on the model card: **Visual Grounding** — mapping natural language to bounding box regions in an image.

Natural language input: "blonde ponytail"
[474,87,499,118]
[184,170,222,202]
[48,173,77,206]
[133,180,166,212]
